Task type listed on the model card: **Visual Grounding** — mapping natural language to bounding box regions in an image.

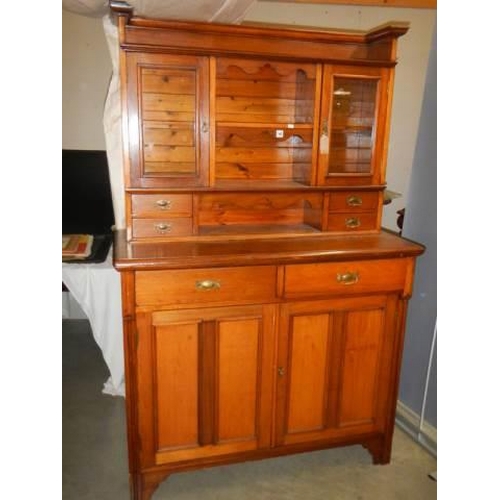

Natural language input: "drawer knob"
[154,222,172,233]
[345,217,361,228]
[195,279,221,291]
[156,199,172,210]
[336,272,359,285]
[346,195,363,207]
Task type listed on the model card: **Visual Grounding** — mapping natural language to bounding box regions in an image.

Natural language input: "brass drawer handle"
[156,199,172,210]
[336,272,359,285]
[195,279,221,291]
[346,195,363,207]
[345,217,361,228]
[154,222,172,233]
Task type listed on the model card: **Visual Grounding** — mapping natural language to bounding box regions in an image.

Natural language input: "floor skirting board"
[396,400,437,457]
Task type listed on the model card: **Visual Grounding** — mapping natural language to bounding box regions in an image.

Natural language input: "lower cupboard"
[126,291,408,499]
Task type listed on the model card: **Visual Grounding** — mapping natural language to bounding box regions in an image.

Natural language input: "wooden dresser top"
[113,229,424,271]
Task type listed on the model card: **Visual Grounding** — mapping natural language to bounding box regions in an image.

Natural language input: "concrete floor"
[62,319,437,500]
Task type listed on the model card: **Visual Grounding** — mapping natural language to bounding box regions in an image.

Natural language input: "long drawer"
[283,258,408,298]
[136,266,277,307]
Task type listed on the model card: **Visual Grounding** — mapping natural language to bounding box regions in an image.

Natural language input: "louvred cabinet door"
[275,294,398,447]
[125,53,210,188]
[135,304,276,467]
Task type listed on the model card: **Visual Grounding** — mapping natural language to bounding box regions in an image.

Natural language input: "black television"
[62,149,115,262]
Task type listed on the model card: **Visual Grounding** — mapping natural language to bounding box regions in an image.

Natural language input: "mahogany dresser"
[110,3,425,498]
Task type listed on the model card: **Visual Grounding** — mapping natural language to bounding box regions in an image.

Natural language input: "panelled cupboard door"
[317,65,390,187]
[275,294,397,447]
[135,304,276,467]
[125,53,210,188]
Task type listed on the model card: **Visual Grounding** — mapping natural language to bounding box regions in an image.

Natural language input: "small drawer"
[329,191,379,211]
[132,218,193,238]
[283,259,408,299]
[131,194,193,218]
[327,213,378,232]
[136,266,277,307]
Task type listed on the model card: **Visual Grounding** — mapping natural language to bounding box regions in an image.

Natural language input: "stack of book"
[62,234,94,261]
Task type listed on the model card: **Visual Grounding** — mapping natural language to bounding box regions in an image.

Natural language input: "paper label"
[320,134,329,154]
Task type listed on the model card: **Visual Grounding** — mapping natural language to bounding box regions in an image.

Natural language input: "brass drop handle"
[156,199,172,210]
[154,222,172,233]
[346,196,363,207]
[195,279,221,291]
[345,217,361,228]
[277,366,285,377]
[336,272,359,285]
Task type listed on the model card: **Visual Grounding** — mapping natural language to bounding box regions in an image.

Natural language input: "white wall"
[243,2,436,230]
[62,9,112,150]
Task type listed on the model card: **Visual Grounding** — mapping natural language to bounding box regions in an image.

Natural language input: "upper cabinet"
[114,13,408,239]
[125,53,210,188]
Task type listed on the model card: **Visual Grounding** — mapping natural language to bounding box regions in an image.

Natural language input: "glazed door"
[125,53,210,188]
[136,304,276,467]
[275,295,398,447]
[317,65,390,187]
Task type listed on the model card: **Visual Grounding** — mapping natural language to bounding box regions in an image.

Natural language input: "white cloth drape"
[62,251,125,397]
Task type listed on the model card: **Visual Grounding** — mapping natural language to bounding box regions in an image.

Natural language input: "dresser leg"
[130,471,170,500]
[362,436,391,465]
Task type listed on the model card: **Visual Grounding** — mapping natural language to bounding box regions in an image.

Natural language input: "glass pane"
[328,77,378,175]
[140,67,197,176]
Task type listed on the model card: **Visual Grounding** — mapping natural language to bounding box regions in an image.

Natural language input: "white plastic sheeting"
[62,0,109,17]
[63,0,255,22]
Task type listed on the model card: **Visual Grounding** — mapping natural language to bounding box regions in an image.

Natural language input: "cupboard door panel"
[217,317,260,442]
[155,322,200,450]
[338,309,384,426]
[286,313,330,433]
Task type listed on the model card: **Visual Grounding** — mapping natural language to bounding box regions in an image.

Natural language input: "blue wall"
[398,25,437,428]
